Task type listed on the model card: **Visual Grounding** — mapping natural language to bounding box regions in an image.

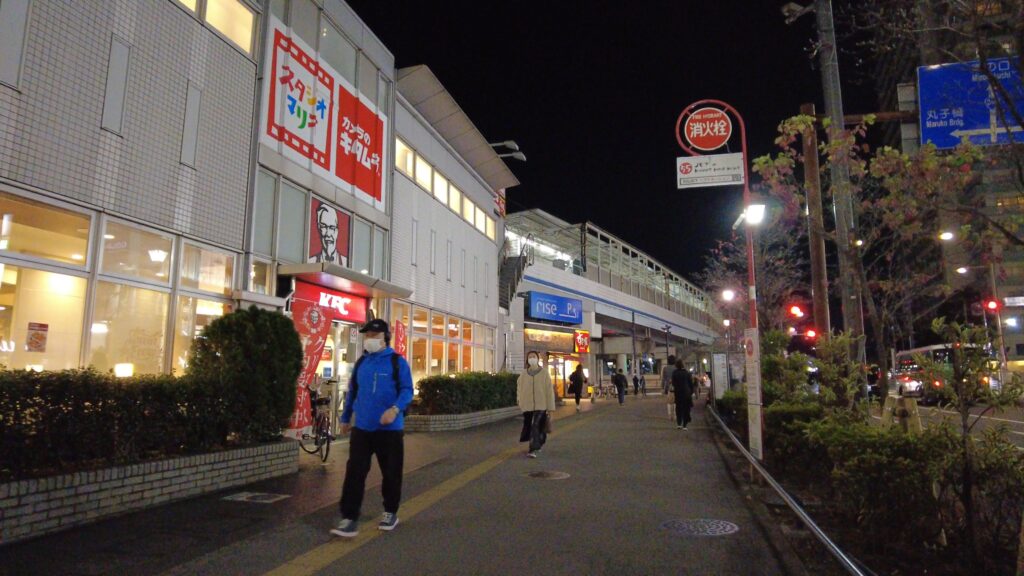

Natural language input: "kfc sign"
[574,330,591,353]
[293,281,367,324]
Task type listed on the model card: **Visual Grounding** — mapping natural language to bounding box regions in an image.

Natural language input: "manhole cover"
[222,491,291,504]
[524,471,571,480]
[660,519,739,536]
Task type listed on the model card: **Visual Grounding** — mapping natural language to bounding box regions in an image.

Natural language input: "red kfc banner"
[335,86,385,202]
[394,320,407,356]
[285,299,331,440]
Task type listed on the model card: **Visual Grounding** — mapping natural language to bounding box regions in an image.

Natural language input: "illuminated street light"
[939,231,955,241]
[722,289,736,302]
[745,203,767,225]
[723,319,731,327]
[956,267,969,274]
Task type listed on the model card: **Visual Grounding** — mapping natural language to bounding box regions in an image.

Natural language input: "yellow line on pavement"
[262,413,593,576]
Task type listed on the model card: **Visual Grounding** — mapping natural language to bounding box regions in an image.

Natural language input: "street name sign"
[676,152,745,189]
[682,107,732,151]
[917,57,1024,150]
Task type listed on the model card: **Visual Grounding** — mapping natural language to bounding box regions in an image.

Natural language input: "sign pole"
[676,100,764,461]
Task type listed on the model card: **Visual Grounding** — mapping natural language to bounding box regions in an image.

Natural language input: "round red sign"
[683,107,732,151]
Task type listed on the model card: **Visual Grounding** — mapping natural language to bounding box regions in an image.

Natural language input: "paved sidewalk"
[1,395,789,576]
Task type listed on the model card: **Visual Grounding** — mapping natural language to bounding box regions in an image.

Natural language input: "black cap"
[359,318,390,334]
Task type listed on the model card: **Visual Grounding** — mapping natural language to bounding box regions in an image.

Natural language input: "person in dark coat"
[613,368,627,406]
[632,373,640,396]
[672,360,695,430]
[568,364,586,412]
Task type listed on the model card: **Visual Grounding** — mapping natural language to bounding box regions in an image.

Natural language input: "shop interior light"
[114,363,134,378]
[90,322,109,334]
[71,254,84,261]
[148,249,168,263]
[104,234,115,240]
[25,364,43,372]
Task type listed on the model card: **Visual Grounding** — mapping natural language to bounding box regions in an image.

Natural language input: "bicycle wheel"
[298,420,321,455]
[319,424,331,462]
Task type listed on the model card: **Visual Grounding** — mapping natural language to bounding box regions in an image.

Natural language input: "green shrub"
[187,306,302,443]
[416,372,517,415]
[763,401,826,479]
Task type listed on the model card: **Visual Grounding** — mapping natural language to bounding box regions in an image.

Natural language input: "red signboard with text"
[285,299,331,439]
[292,281,367,324]
[335,87,385,202]
[683,107,732,151]
[393,320,407,356]
[573,330,591,353]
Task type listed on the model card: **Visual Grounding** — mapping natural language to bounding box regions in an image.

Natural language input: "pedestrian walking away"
[518,351,556,457]
[331,318,414,538]
[662,355,676,418]
[568,363,586,412]
[672,360,695,430]
[613,368,628,406]
[632,373,639,396]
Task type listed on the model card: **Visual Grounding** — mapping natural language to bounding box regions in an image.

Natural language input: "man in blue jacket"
[330,318,414,538]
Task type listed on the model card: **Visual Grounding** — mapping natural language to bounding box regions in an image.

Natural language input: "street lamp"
[722,288,736,302]
[497,151,527,162]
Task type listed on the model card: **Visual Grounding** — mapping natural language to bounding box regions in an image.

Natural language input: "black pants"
[573,388,582,406]
[676,401,693,427]
[520,411,547,453]
[340,428,404,520]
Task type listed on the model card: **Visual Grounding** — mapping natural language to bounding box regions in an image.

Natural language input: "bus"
[893,344,1001,403]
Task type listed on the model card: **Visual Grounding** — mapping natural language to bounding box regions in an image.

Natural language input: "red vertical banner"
[394,320,407,356]
[286,299,332,439]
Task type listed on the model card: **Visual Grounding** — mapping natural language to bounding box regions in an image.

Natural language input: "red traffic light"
[788,305,805,318]
[806,329,818,339]
[985,299,1001,312]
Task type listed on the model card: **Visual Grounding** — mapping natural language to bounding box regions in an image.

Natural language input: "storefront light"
[25,364,43,372]
[90,322,109,334]
[71,253,84,261]
[148,249,168,263]
[114,363,134,378]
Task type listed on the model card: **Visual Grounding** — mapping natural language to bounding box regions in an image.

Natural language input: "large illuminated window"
[461,344,472,371]
[475,206,487,233]
[0,264,86,372]
[433,172,448,204]
[101,221,173,284]
[462,198,475,224]
[430,339,445,375]
[395,139,414,177]
[411,335,427,382]
[172,296,228,374]
[448,186,461,214]
[431,312,445,337]
[206,0,255,54]
[415,156,432,191]
[180,243,234,296]
[0,191,91,266]
[89,281,170,375]
[447,342,459,373]
[486,217,496,241]
[412,308,428,334]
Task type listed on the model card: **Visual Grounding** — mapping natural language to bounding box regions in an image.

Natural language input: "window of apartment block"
[462,320,472,342]
[277,180,306,263]
[473,347,486,372]
[433,172,447,204]
[319,20,356,85]
[253,170,276,256]
[0,191,92,266]
[0,0,31,88]
[352,218,371,274]
[101,221,173,285]
[0,265,86,372]
[171,296,228,374]
[180,243,234,296]
[395,139,414,177]
[89,281,170,375]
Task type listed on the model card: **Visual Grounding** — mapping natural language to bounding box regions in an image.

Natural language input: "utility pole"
[801,103,831,340]
[815,0,864,358]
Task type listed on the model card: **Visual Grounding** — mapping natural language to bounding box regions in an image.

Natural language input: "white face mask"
[364,338,384,354]
[528,357,539,367]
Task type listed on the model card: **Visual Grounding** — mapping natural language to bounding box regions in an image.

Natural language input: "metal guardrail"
[707,406,871,576]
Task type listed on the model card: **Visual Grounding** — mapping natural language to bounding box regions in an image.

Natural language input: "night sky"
[347,1,878,279]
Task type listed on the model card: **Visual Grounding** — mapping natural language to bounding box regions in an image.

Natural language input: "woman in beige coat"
[517,351,556,458]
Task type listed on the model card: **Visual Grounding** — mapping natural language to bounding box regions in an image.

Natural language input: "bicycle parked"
[299,382,334,462]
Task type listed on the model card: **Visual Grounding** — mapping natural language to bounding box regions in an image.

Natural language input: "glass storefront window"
[180,243,233,296]
[473,347,486,372]
[411,335,427,382]
[447,316,460,339]
[430,312,444,337]
[171,296,228,374]
[462,320,472,343]
[412,308,428,333]
[101,221,173,284]
[485,350,494,373]
[391,301,410,333]
[474,323,484,345]
[395,139,414,177]
[447,342,459,373]
[89,281,170,375]
[0,264,86,371]
[0,191,91,266]
[250,260,272,295]
[430,339,444,375]
[486,327,495,347]
[461,344,472,372]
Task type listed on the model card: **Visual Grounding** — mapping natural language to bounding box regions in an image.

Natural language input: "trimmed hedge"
[415,372,517,415]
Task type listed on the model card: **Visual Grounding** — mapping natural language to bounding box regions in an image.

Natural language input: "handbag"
[543,413,553,434]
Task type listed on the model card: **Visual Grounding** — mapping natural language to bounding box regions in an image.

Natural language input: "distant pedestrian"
[640,374,648,396]
[569,364,586,413]
[672,360,695,430]
[518,351,555,457]
[661,355,676,395]
[613,368,628,405]
[331,319,414,538]
[632,373,640,396]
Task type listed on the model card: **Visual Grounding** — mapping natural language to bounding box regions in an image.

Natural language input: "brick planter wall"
[405,406,522,432]
[0,440,298,545]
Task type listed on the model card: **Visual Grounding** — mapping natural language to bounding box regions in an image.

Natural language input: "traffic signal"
[788,305,805,318]
[985,299,1002,313]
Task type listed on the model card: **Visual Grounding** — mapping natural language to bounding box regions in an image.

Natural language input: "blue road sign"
[526,291,583,324]
[917,57,1023,150]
